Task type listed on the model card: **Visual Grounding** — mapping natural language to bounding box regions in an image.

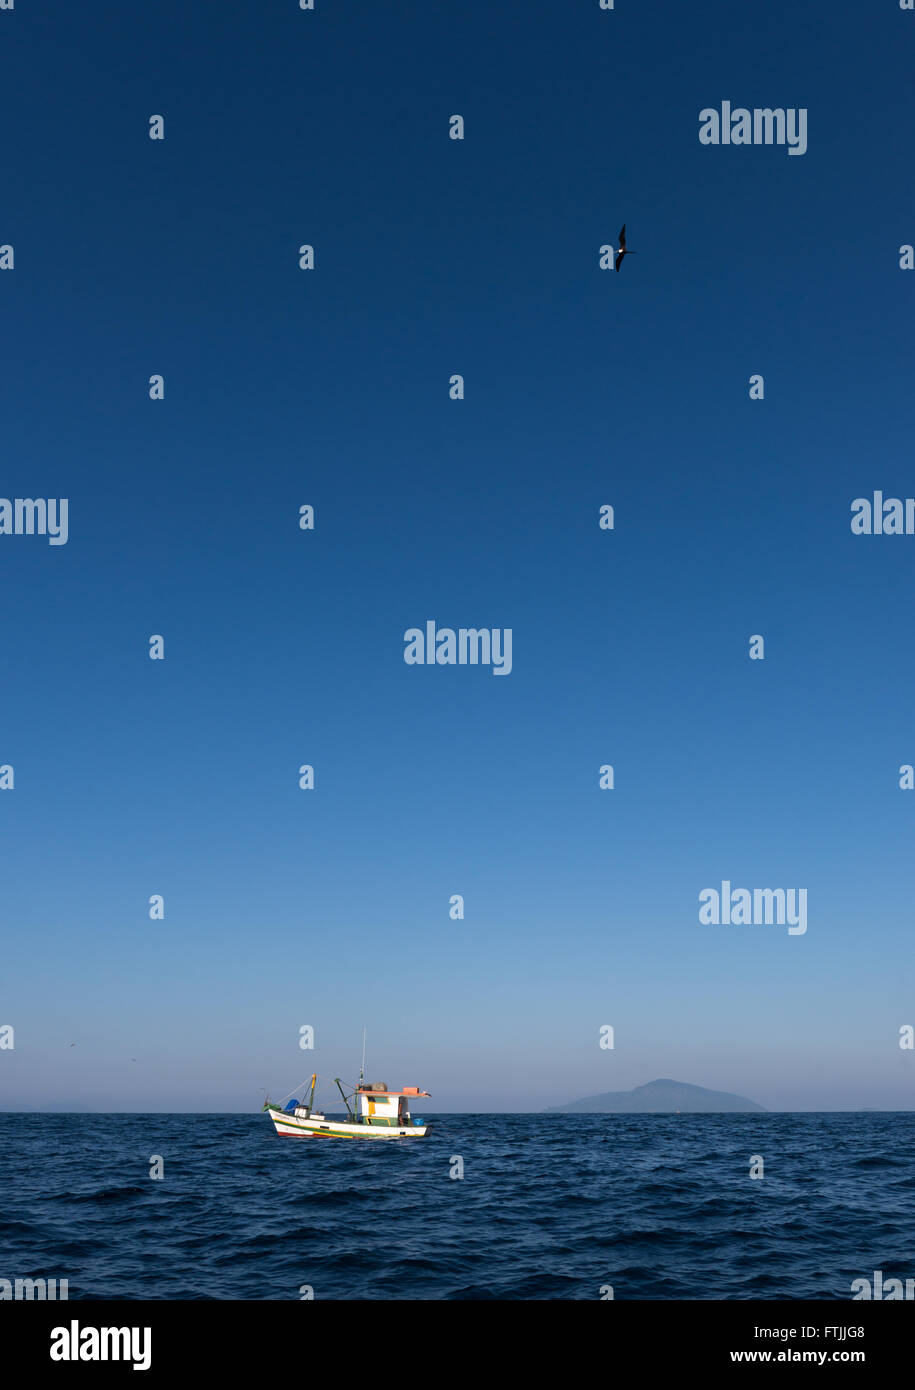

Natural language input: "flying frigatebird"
[615,224,636,272]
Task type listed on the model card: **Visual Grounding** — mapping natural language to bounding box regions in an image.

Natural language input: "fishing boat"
[263,1035,432,1140]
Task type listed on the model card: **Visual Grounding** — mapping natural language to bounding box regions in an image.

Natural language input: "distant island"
[546,1078,766,1114]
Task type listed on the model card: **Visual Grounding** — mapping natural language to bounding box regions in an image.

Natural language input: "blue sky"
[1,1,914,1111]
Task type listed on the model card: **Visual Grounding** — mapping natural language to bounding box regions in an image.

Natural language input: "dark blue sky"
[1,1,913,1111]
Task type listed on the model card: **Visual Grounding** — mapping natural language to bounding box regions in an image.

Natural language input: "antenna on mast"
[360,1026,366,1085]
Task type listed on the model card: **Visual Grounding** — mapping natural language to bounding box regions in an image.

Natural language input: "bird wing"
[614,250,623,271]
[618,224,626,249]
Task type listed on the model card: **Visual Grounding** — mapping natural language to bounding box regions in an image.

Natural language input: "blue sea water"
[1,1112,912,1300]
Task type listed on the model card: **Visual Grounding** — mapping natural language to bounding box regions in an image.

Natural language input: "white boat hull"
[268,1107,430,1139]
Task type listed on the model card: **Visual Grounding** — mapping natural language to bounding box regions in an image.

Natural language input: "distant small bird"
[615,224,637,273]
[68,1043,76,1047]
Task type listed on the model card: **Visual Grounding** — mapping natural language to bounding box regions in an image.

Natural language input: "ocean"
[1,1112,912,1300]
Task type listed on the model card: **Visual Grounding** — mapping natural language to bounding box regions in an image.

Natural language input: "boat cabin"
[356,1083,430,1128]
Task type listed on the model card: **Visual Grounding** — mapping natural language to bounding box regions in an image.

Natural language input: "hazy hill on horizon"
[547,1078,767,1114]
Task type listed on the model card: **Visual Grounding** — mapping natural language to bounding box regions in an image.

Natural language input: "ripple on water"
[1,1112,912,1299]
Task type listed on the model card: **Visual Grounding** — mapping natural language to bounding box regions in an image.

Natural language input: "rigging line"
[276,1078,314,1106]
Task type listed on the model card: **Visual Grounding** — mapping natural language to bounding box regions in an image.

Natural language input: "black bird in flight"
[615,224,636,272]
